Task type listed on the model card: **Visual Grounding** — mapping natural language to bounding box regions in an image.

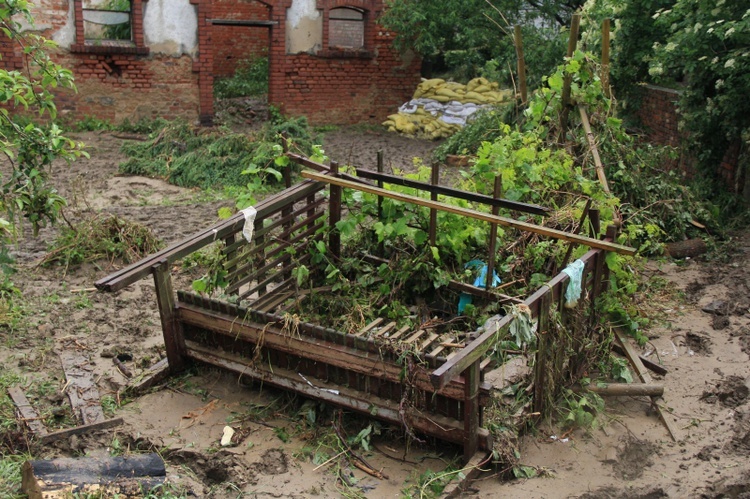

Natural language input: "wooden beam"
[514,25,528,103]
[601,19,611,98]
[571,382,664,397]
[302,170,635,256]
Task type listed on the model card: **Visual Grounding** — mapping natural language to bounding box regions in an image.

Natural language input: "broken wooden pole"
[572,382,664,397]
[579,106,611,194]
[22,453,165,499]
[301,170,636,256]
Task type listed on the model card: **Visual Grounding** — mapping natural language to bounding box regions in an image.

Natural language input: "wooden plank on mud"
[127,357,170,395]
[59,352,105,425]
[8,386,48,437]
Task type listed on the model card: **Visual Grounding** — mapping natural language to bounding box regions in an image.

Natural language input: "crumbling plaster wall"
[13,0,201,123]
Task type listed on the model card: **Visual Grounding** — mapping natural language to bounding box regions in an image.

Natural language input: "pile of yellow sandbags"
[414,77,510,104]
[383,77,513,140]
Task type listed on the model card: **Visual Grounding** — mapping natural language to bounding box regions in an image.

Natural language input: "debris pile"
[383,77,513,139]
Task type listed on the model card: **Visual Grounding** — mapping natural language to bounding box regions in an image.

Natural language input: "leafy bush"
[214,57,269,99]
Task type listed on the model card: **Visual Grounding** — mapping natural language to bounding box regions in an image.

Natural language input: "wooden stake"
[152,260,185,372]
[329,161,342,259]
[560,13,581,141]
[429,163,440,246]
[602,19,611,98]
[302,170,635,256]
[514,25,528,103]
[486,175,503,289]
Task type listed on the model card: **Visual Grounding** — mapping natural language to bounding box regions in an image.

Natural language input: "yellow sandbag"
[472,84,492,94]
[435,87,462,99]
[431,94,451,103]
[491,82,499,90]
[466,77,490,92]
[464,91,490,103]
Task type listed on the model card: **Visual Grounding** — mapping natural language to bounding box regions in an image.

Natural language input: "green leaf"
[217,207,233,219]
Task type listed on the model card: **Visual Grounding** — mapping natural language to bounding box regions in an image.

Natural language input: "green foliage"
[101,0,132,41]
[119,114,316,193]
[0,2,86,242]
[433,106,512,161]
[214,56,269,99]
[560,388,604,429]
[650,0,750,180]
[379,0,572,86]
[41,213,162,269]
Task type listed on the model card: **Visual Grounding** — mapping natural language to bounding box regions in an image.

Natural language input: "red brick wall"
[212,0,270,77]
[637,84,741,188]
[51,52,199,122]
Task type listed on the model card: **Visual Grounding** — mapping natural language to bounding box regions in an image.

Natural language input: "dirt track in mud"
[2,129,750,498]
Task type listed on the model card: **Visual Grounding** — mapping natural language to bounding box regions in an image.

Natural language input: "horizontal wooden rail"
[302,171,635,256]
[355,168,550,216]
[95,181,324,292]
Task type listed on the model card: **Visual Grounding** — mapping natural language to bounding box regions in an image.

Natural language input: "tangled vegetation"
[119,112,317,201]
[41,213,162,271]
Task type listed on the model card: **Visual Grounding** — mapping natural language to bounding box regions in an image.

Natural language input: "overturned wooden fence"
[96,154,632,462]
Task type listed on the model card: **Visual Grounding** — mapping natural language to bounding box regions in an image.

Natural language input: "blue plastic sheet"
[458,260,501,314]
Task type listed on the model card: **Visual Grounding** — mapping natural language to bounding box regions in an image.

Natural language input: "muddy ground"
[1,128,750,498]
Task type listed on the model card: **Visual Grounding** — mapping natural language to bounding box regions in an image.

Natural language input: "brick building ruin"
[0,0,421,125]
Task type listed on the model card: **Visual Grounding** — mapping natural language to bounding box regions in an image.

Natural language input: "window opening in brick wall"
[328,7,364,50]
[83,0,132,45]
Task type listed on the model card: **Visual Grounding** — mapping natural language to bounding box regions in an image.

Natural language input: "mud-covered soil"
[2,128,750,498]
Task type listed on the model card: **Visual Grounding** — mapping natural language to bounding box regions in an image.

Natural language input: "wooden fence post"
[514,25,528,103]
[602,19,611,98]
[429,163,440,246]
[152,259,185,372]
[486,175,503,290]
[560,13,581,142]
[329,161,342,259]
[463,359,481,462]
[533,292,552,414]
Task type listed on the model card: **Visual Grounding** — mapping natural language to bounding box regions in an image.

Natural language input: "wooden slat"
[404,329,426,345]
[8,387,47,436]
[389,326,411,341]
[355,318,383,337]
[39,418,124,445]
[302,171,636,256]
[418,333,440,352]
[370,321,396,338]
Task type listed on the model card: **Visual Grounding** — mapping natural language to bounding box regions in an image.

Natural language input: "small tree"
[650,0,749,189]
[0,0,86,241]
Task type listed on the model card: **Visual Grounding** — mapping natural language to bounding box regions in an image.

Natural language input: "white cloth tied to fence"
[241,206,257,243]
[562,259,585,308]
